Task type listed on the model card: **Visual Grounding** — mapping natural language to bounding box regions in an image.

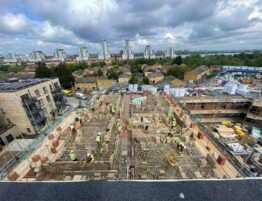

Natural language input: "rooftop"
[75,77,96,83]
[193,65,209,74]
[0,78,51,92]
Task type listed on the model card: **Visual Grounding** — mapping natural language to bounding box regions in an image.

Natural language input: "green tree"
[54,63,75,89]
[97,69,103,77]
[174,56,182,65]
[0,65,9,71]
[35,62,52,78]
[98,61,106,67]
[129,74,138,84]
[91,62,97,67]
[143,76,149,84]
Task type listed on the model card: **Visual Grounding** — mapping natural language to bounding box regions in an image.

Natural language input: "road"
[65,96,87,108]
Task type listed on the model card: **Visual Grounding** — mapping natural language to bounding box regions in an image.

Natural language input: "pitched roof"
[73,70,85,76]
[118,73,130,78]
[148,72,164,77]
[193,65,209,74]
[166,75,176,81]
[75,77,96,83]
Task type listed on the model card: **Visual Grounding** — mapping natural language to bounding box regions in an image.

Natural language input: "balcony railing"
[31,116,46,124]
[51,86,62,93]
[0,123,16,135]
[23,97,38,106]
[53,93,63,101]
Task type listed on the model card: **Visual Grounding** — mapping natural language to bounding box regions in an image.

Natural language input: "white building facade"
[4,53,20,63]
[53,49,67,62]
[28,51,45,62]
[76,47,89,62]
[165,47,176,58]
[144,45,156,59]
[122,39,134,60]
[98,40,110,60]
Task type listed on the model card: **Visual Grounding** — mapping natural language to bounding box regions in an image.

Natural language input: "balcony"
[34,116,46,124]
[51,86,62,93]
[56,102,66,109]
[23,97,38,106]
[0,123,16,136]
[53,93,63,101]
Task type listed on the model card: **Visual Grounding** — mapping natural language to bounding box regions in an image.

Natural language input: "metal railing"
[171,94,252,177]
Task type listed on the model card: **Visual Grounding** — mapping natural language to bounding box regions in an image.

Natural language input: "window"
[49,85,53,91]
[39,99,44,107]
[35,90,40,97]
[46,95,51,102]
[26,128,31,132]
[43,87,48,94]
[49,103,54,111]
[43,108,47,115]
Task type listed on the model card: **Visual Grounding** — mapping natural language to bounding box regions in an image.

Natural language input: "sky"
[0,0,262,55]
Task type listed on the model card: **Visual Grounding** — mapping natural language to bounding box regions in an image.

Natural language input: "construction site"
[3,90,250,182]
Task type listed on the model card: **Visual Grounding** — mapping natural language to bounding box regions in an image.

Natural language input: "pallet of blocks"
[165,153,179,167]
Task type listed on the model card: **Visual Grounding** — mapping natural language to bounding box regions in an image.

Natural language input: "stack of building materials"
[223,83,237,94]
[215,125,236,139]
[233,124,245,136]
[227,143,247,155]
[236,84,249,95]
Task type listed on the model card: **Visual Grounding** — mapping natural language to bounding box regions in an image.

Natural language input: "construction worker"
[75,112,80,121]
[83,107,87,114]
[144,119,150,132]
[96,132,102,147]
[86,153,95,163]
[168,129,175,137]
[69,150,78,161]
[168,110,172,119]
[171,119,176,128]
[116,119,121,129]
[179,142,185,153]
[111,106,115,116]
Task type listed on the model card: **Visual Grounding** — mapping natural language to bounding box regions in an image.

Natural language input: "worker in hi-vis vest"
[69,150,78,161]
[111,106,115,116]
[171,119,176,128]
[86,153,94,163]
[168,129,175,137]
[96,132,102,147]
[168,110,172,119]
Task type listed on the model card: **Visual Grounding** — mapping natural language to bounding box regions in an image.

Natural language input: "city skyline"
[0,0,262,55]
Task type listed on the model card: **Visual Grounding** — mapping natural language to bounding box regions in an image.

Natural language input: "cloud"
[0,0,261,54]
[0,12,30,34]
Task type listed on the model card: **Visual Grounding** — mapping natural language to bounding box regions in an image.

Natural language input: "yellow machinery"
[63,90,73,96]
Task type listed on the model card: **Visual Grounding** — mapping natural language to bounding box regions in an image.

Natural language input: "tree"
[143,76,149,84]
[129,74,138,84]
[97,69,103,77]
[35,62,52,78]
[98,61,106,67]
[174,56,182,65]
[54,63,75,89]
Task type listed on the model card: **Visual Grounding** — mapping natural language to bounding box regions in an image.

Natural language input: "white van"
[75,92,86,100]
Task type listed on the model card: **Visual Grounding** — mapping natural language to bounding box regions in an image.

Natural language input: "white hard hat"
[71,150,74,153]
[87,153,90,157]
[98,132,101,135]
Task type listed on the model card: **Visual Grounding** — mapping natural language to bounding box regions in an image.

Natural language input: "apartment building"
[0,78,66,138]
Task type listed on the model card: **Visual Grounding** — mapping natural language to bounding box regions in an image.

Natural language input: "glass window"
[7,118,11,124]
[49,85,53,91]
[46,95,51,102]
[35,90,40,97]
[43,87,48,94]
[49,103,54,110]
[26,128,31,132]
[43,108,47,115]
[39,99,44,106]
